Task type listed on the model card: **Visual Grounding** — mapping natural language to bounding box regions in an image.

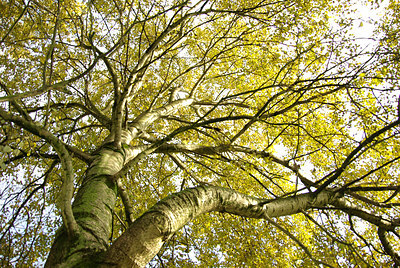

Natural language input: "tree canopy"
[0,0,399,266]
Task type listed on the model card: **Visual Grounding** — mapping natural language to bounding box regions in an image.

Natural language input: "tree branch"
[123,98,194,144]
[0,0,31,44]
[101,185,341,267]
[378,227,400,266]
[315,118,400,194]
[154,143,315,187]
[117,179,135,225]
[0,80,31,121]
[0,109,78,237]
[333,199,397,231]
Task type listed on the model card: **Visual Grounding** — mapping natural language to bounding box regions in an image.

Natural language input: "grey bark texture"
[101,185,341,267]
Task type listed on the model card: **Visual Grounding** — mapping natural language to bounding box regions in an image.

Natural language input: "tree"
[0,0,399,266]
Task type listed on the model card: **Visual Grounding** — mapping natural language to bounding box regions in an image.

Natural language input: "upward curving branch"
[315,118,400,194]
[0,109,78,237]
[101,185,341,267]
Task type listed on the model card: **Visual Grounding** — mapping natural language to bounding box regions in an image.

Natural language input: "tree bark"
[45,99,195,267]
[101,185,341,267]
[45,149,122,267]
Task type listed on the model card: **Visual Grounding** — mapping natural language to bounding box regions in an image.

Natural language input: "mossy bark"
[45,150,122,267]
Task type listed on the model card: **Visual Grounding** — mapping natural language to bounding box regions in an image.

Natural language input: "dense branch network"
[0,0,400,266]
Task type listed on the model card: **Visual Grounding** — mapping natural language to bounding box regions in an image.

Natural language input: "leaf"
[2,145,12,153]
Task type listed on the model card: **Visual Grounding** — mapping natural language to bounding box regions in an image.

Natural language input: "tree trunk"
[43,97,345,267]
[45,99,195,266]
[45,148,123,267]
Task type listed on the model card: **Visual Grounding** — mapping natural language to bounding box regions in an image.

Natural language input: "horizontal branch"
[348,185,400,192]
[101,185,340,267]
[333,199,397,231]
[155,143,315,187]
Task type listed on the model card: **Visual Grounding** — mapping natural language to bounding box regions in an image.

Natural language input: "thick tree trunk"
[45,148,123,267]
[45,99,194,267]
[44,97,343,267]
[46,159,341,268]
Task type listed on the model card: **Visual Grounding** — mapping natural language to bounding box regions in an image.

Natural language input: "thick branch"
[333,199,397,231]
[122,98,194,145]
[64,143,93,164]
[117,180,135,225]
[378,227,400,266]
[101,185,340,267]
